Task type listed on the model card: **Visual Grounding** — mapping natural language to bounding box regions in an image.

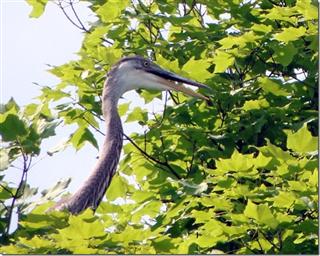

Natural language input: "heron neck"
[101,76,123,118]
[55,87,124,214]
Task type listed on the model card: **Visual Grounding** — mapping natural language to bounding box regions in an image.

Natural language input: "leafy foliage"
[1,0,318,254]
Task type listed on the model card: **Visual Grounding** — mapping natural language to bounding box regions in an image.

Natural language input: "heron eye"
[143,61,149,67]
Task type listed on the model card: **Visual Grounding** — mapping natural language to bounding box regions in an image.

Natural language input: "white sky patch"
[219,12,231,20]
[129,17,139,30]
[226,25,241,34]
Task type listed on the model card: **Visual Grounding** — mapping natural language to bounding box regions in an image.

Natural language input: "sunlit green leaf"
[272,191,296,208]
[212,51,234,73]
[126,107,148,123]
[106,175,127,201]
[182,57,212,82]
[118,102,130,116]
[287,123,317,154]
[295,0,318,20]
[216,150,254,172]
[244,200,279,229]
[26,0,48,18]
[242,98,269,111]
[70,127,98,150]
[274,27,307,43]
[258,77,291,96]
[96,0,129,23]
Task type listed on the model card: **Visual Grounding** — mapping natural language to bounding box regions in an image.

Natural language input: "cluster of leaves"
[0,98,70,238]
[1,0,318,254]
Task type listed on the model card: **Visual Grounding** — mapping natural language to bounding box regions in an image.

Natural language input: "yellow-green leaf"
[213,51,234,73]
[274,27,307,43]
[26,0,48,18]
[106,175,127,200]
[216,150,254,172]
[295,0,318,20]
[243,99,269,111]
[96,0,129,23]
[182,57,212,82]
[258,77,291,96]
[287,123,318,154]
[244,200,278,228]
[118,103,130,116]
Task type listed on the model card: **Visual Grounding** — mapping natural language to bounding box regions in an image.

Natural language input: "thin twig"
[55,0,113,45]
[69,0,89,32]
[260,230,280,251]
[56,1,83,30]
[5,145,32,235]
[123,133,181,179]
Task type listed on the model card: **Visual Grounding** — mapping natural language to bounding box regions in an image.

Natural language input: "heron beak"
[148,68,211,101]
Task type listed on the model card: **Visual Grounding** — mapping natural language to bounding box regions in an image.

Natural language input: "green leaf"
[216,150,254,172]
[287,123,317,154]
[26,0,48,18]
[37,119,59,139]
[139,90,162,104]
[131,190,154,203]
[252,153,272,168]
[3,97,20,113]
[258,77,291,96]
[118,102,130,116]
[132,200,162,222]
[19,236,53,250]
[55,211,105,242]
[0,114,28,141]
[264,6,297,23]
[96,0,129,23]
[213,51,234,73]
[191,209,214,223]
[41,178,71,200]
[251,24,273,33]
[274,27,307,43]
[70,127,98,150]
[295,0,318,20]
[196,233,225,248]
[40,87,70,101]
[244,200,278,229]
[126,107,148,123]
[242,99,269,111]
[218,31,260,49]
[259,140,295,163]
[182,57,212,82]
[272,191,296,208]
[288,181,307,192]
[272,42,298,66]
[106,175,127,200]
[0,183,14,200]
[152,237,177,253]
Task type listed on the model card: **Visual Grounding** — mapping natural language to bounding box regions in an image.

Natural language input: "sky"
[1,0,147,195]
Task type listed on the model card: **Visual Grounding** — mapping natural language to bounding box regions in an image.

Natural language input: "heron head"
[108,56,210,101]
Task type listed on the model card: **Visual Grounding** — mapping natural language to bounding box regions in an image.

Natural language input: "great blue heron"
[55,56,210,214]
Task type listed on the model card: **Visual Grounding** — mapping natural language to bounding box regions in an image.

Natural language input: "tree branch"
[5,144,32,235]
[123,133,181,179]
[69,0,89,32]
[55,0,113,45]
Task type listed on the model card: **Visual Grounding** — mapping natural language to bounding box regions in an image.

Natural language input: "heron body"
[55,56,209,214]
